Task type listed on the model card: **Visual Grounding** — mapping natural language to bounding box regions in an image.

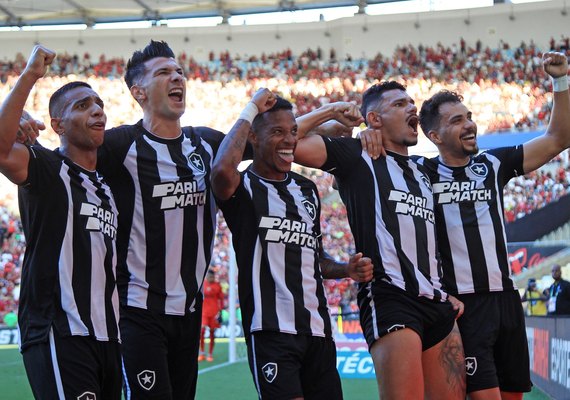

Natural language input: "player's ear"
[51,118,64,136]
[130,84,146,104]
[428,129,441,144]
[366,111,382,129]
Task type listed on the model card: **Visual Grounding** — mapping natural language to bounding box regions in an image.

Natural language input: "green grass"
[0,343,552,399]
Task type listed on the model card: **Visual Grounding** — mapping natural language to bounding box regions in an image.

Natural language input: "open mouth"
[277,149,294,163]
[90,121,106,129]
[168,88,184,102]
[407,115,418,133]
[461,132,476,142]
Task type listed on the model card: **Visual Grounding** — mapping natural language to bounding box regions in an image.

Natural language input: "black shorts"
[456,290,532,394]
[120,301,201,400]
[22,327,122,400]
[246,331,342,400]
[358,280,456,351]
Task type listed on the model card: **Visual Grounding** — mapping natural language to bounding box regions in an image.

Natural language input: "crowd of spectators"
[0,37,570,326]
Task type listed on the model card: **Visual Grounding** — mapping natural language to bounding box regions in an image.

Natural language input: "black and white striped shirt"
[416,146,523,295]
[219,169,332,338]
[18,146,119,350]
[98,122,224,316]
[321,137,446,301]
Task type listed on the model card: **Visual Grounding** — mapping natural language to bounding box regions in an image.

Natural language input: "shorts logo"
[137,370,156,391]
[387,324,406,333]
[465,357,477,376]
[261,362,278,383]
[469,163,488,177]
[302,199,316,221]
[77,392,96,400]
[188,153,205,174]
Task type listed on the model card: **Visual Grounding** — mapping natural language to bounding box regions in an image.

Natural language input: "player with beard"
[211,89,373,399]
[417,51,570,400]
[292,81,466,400]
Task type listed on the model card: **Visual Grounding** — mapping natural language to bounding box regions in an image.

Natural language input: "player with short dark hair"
[417,51,570,400]
[97,40,235,399]
[2,45,121,400]
[294,81,466,400]
[211,89,373,399]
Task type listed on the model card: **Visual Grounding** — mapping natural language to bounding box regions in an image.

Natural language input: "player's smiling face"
[137,57,186,120]
[435,101,478,161]
[251,109,297,181]
[56,87,107,150]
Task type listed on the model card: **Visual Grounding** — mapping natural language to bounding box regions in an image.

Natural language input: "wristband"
[239,102,259,124]
[552,75,569,92]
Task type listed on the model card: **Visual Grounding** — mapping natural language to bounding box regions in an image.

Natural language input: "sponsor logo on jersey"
[79,203,117,239]
[432,181,492,204]
[388,190,434,223]
[259,216,317,249]
[152,180,206,210]
[137,370,156,391]
[188,152,206,174]
[262,362,278,383]
[465,357,477,376]
[77,392,96,400]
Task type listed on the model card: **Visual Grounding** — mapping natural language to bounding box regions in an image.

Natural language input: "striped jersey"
[18,146,119,351]
[218,169,332,338]
[321,137,447,301]
[416,146,524,295]
[98,121,225,316]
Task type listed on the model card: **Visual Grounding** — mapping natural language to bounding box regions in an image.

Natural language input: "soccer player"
[211,88,373,399]
[1,46,121,399]
[417,51,570,400]
[199,269,225,362]
[293,81,466,400]
[96,40,230,399]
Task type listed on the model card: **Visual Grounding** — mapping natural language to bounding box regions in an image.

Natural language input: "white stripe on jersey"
[49,328,66,400]
[443,200,474,292]
[124,141,150,308]
[58,163,89,335]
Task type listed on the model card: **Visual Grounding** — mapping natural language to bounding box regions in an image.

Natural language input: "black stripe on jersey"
[372,156,420,296]
[452,166,490,291]
[279,182,313,334]
[298,184,331,336]
[135,139,168,311]
[93,176,120,341]
[68,167,95,336]
[250,178,279,331]
[167,138,200,310]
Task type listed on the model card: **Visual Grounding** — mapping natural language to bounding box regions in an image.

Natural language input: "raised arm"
[522,51,570,173]
[0,45,55,183]
[211,88,276,201]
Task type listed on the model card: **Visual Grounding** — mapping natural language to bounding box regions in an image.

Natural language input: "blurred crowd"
[0,36,570,325]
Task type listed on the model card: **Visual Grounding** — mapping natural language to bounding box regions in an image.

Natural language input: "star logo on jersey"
[465,357,478,376]
[469,163,488,177]
[302,199,317,221]
[188,153,206,174]
[262,362,278,383]
[137,370,156,391]
[387,324,406,333]
[77,392,96,400]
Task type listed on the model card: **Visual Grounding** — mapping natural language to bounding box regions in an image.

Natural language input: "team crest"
[302,199,317,221]
[469,163,488,177]
[188,153,206,174]
[465,357,478,376]
[262,362,278,383]
[77,392,96,400]
[420,174,432,192]
[137,370,156,391]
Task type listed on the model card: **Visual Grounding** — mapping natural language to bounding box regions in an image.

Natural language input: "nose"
[408,102,417,113]
[466,118,477,131]
[91,104,104,117]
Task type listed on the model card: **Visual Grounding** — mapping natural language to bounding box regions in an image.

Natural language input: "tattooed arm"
[211,88,276,201]
[319,248,373,282]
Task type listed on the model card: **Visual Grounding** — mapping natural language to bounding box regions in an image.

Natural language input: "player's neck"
[438,152,470,167]
[142,115,182,139]
[60,145,97,171]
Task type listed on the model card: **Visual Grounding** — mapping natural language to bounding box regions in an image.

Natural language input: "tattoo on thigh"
[440,326,466,397]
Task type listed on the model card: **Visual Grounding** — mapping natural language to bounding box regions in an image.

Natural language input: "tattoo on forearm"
[440,326,466,398]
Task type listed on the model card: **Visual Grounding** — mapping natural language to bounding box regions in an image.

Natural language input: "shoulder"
[187,126,225,144]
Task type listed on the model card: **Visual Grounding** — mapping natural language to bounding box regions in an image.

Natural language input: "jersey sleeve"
[195,126,254,160]
[319,137,363,178]
[21,146,60,194]
[98,125,136,178]
[487,146,524,187]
